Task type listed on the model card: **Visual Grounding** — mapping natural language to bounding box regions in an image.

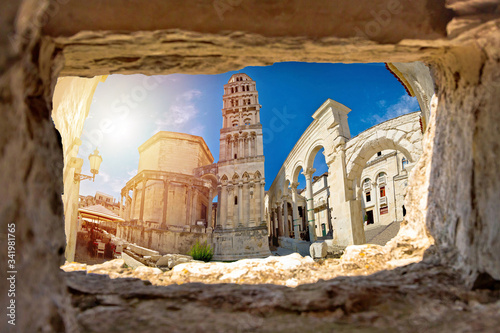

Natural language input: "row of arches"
[228,85,252,94]
[224,132,258,160]
[226,96,254,108]
[266,108,423,246]
[224,111,257,127]
[218,170,265,229]
[220,170,262,184]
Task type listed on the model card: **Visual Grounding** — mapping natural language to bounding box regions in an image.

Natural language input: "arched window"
[234,196,238,205]
[402,157,409,169]
[231,87,234,93]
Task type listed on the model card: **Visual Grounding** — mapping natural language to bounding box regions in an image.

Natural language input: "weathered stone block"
[309,242,328,259]
[156,254,194,269]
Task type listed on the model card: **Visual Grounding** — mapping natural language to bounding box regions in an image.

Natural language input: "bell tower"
[220,73,263,161]
[214,73,270,260]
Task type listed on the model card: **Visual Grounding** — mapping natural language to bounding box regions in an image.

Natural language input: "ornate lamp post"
[74,148,103,182]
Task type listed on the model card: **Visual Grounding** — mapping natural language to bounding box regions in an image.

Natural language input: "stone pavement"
[364,221,401,246]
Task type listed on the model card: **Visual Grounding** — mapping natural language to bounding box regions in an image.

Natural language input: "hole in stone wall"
[54,61,431,283]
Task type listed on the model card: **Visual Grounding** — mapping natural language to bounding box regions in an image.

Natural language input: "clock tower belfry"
[214,73,270,260]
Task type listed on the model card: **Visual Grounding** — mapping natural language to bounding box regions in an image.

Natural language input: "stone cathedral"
[118,73,271,260]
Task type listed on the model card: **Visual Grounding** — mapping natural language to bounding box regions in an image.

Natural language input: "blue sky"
[78,62,419,199]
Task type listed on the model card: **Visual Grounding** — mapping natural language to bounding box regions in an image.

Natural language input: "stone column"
[139,179,147,223]
[291,182,300,240]
[249,135,253,157]
[161,180,169,229]
[218,184,227,229]
[271,207,277,237]
[193,186,200,224]
[239,137,244,159]
[131,185,137,220]
[260,179,265,225]
[256,134,264,155]
[282,194,290,238]
[238,181,244,227]
[206,184,213,227]
[243,180,250,226]
[327,147,365,246]
[277,203,283,237]
[186,184,192,226]
[119,194,123,217]
[304,168,317,242]
[249,181,255,226]
[126,196,132,221]
[227,184,234,228]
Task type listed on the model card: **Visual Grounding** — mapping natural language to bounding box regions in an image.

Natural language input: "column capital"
[290,182,299,191]
[303,168,316,180]
[282,194,290,201]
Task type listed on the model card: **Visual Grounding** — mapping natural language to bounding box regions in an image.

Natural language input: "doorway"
[366,210,375,225]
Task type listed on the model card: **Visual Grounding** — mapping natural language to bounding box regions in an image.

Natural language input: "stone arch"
[291,163,304,184]
[374,169,389,181]
[305,140,326,170]
[254,170,262,179]
[201,173,218,189]
[283,179,290,195]
[346,136,416,184]
[232,172,239,182]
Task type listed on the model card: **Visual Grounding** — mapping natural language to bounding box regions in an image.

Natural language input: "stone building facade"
[360,150,410,227]
[79,191,120,214]
[117,74,270,259]
[119,132,215,230]
[266,99,423,248]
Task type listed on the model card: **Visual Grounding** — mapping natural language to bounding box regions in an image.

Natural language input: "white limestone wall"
[51,75,107,262]
[345,111,423,186]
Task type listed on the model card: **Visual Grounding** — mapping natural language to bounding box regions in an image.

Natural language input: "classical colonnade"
[224,132,258,160]
[268,167,319,241]
[217,171,265,229]
[267,100,423,246]
[120,170,215,229]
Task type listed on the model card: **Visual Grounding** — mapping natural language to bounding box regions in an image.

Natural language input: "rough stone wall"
[52,76,105,261]
[0,1,78,332]
[389,62,435,129]
[1,0,500,331]
[426,30,500,283]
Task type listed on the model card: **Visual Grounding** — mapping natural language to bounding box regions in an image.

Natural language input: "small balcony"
[379,196,387,206]
[378,175,387,186]
[363,181,371,192]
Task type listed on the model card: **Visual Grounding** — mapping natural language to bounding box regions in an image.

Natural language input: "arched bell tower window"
[234,196,238,205]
